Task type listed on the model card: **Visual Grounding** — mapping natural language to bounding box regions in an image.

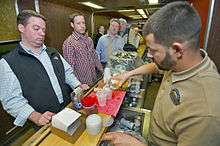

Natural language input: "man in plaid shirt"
[63,12,103,85]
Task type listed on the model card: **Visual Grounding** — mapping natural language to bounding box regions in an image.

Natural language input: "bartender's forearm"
[128,63,158,77]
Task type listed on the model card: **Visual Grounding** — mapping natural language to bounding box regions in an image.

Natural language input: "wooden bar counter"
[23,80,110,146]
[23,113,109,146]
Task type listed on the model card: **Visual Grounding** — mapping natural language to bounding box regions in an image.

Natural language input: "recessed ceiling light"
[79,2,104,9]
[148,0,158,4]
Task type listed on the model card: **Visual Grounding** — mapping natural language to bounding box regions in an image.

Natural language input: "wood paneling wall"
[39,1,92,53]
[0,0,128,55]
[93,15,112,35]
[39,1,115,53]
[0,0,19,42]
[207,0,220,73]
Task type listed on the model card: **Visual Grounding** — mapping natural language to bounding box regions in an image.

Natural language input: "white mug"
[86,114,102,135]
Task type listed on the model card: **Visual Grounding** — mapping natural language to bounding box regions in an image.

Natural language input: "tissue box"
[51,108,86,144]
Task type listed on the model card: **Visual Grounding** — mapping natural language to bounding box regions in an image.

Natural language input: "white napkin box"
[52,108,81,135]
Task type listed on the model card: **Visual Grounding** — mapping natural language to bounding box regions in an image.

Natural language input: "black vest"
[3,44,72,113]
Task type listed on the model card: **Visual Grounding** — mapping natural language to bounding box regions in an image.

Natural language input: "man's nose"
[39,29,45,36]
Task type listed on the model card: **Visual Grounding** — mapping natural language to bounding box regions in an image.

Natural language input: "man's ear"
[70,22,74,29]
[171,42,184,59]
[17,24,25,33]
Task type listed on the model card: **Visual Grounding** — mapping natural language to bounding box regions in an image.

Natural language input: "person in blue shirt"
[119,18,129,44]
[0,10,88,127]
[96,18,125,68]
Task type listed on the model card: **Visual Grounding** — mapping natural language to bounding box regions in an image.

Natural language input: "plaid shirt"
[63,32,103,85]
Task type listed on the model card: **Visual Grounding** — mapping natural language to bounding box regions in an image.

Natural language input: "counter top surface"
[23,80,113,146]
[39,113,109,146]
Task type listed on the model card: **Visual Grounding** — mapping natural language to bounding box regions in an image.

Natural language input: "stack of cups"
[103,67,111,84]
[96,90,107,107]
[103,86,112,100]
[86,114,102,135]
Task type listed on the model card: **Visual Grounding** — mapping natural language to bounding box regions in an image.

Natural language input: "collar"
[72,31,86,40]
[172,49,210,83]
[106,33,120,39]
[19,42,47,55]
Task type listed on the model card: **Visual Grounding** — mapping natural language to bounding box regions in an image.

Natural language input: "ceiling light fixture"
[137,9,146,15]
[137,9,147,19]
[130,15,145,20]
[129,15,142,19]
[79,2,104,9]
[141,14,148,18]
[148,0,159,4]
[118,9,135,12]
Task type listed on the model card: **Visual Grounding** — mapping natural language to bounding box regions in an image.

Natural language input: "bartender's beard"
[156,51,176,71]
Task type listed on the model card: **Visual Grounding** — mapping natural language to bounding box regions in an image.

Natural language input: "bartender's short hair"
[69,12,84,23]
[143,1,201,50]
[17,10,46,26]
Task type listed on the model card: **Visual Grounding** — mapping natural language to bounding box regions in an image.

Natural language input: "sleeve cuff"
[14,104,35,126]
[70,80,81,90]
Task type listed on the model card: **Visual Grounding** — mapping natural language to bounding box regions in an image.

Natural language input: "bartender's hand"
[101,132,147,146]
[111,72,131,86]
[29,111,55,126]
[80,84,90,90]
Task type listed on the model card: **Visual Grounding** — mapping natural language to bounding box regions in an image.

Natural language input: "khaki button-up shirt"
[148,50,220,146]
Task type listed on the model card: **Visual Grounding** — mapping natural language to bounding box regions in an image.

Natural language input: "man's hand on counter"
[80,84,90,90]
[29,111,55,126]
[101,132,147,146]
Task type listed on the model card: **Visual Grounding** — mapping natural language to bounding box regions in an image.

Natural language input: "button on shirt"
[96,34,125,63]
[148,50,220,146]
[0,43,81,126]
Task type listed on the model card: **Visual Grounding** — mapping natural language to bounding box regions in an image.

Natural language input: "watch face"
[170,88,181,105]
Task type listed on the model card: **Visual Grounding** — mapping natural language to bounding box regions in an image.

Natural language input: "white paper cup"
[86,114,102,135]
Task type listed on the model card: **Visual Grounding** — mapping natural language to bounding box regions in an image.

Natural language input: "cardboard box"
[51,115,86,144]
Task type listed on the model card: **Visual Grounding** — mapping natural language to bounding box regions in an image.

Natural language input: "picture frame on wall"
[15,0,40,15]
